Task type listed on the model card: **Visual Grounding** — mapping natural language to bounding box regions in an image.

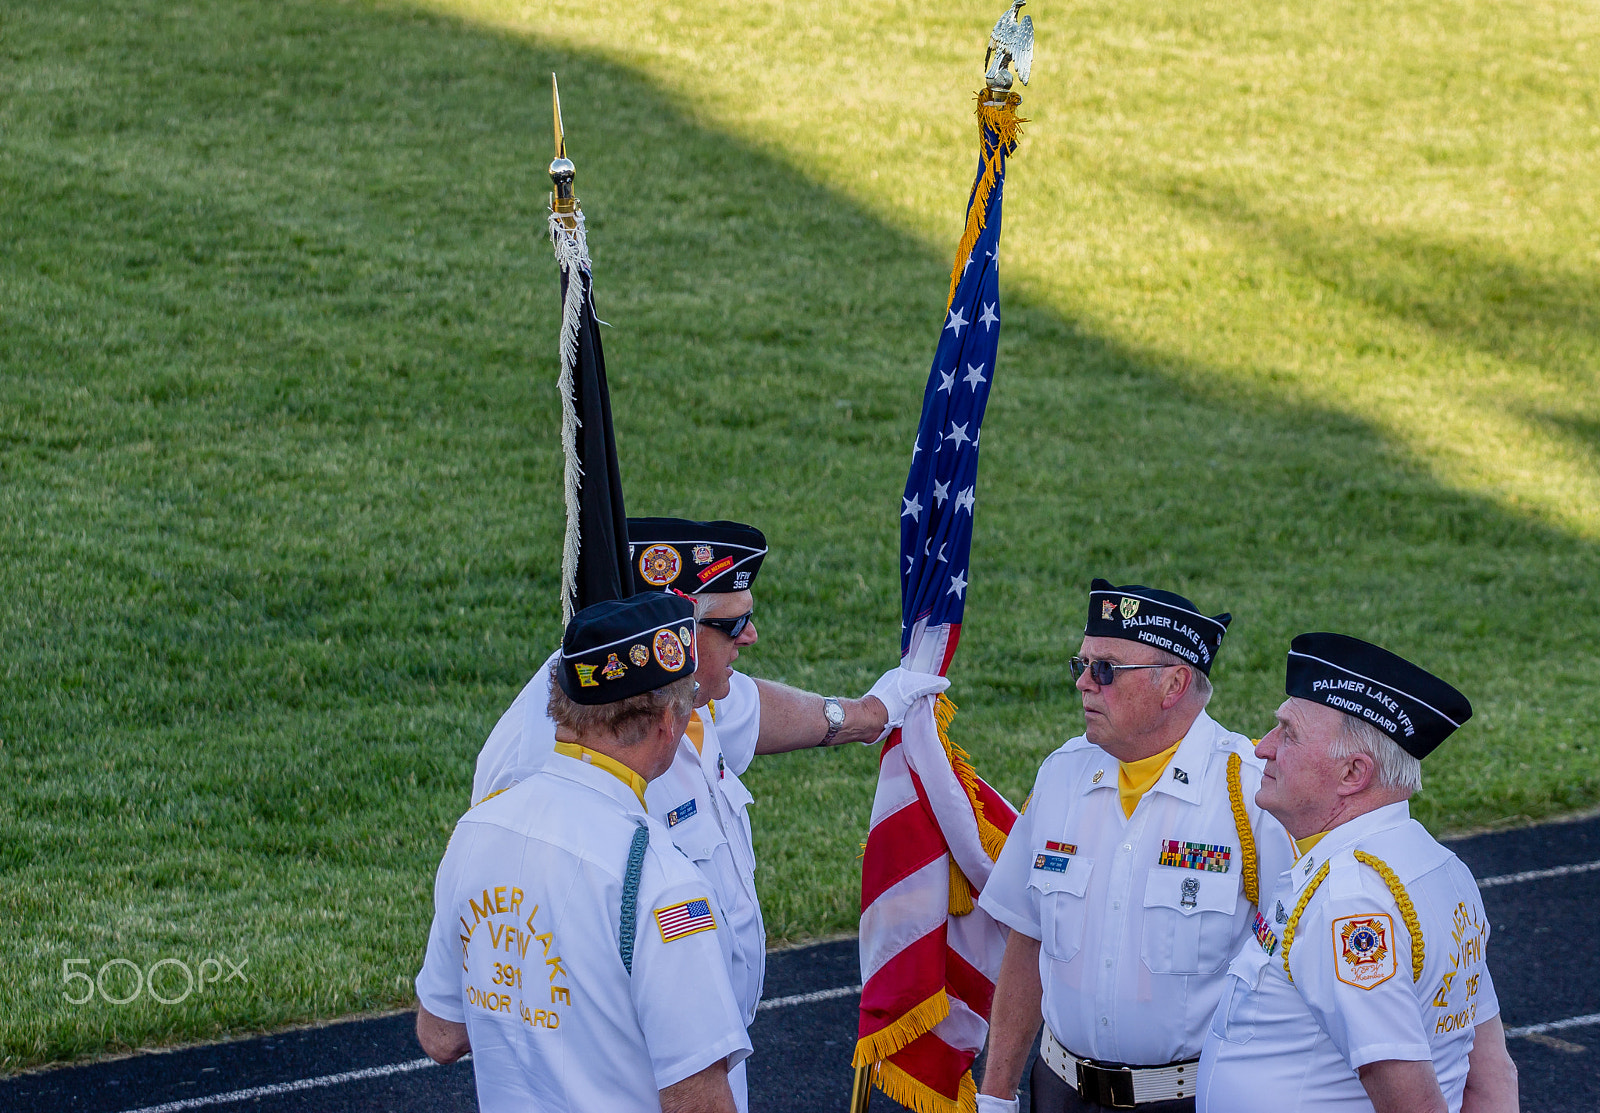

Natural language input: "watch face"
[825,698,845,727]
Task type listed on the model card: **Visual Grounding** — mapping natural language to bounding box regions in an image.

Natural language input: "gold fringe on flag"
[876,1058,980,1113]
[945,90,1027,312]
[935,694,1011,863]
[949,857,975,916]
[853,988,952,1066]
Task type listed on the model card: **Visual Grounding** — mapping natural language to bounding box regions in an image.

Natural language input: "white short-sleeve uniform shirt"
[644,669,764,1025]
[1198,801,1498,1113]
[416,751,752,1113]
[978,711,1295,1066]
[470,650,561,807]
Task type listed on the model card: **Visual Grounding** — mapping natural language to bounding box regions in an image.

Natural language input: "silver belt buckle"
[1074,1060,1137,1108]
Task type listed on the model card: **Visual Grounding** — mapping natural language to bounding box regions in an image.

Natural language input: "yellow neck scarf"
[1119,737,1184,819]
[1295,830,1329,858]
[685,710,705,755]
[553,742,648,807]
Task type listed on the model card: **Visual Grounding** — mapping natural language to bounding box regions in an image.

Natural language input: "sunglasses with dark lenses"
[699,611,755,639]
[1069,656,1175,686]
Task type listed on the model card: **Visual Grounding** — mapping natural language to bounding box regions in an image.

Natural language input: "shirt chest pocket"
[1210,946,1270,1044]
[666,802,721,864]
[1028,856,1093,962]
[718,769,755,815]
[1141,865,1240,975]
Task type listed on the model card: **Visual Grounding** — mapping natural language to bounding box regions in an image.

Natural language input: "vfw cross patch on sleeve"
[1333,913,1396,989]
[655,898,717,942]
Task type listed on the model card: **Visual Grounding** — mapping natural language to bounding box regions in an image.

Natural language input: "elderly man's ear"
[1336,751,1378,797]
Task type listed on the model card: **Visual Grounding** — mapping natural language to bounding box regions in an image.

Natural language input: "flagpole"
[849,1063,874,1113]
[849,5,1032,1111]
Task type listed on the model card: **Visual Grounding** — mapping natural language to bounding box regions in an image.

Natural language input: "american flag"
[855,94,1024,1113]
[654,897,716,942]
[898,150,1007,677]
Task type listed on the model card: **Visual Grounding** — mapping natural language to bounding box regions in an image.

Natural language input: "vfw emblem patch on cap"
[1120,596,1139,619]
[653,629,687,671]
[1334,914,1395,989]
[639,544,682,586]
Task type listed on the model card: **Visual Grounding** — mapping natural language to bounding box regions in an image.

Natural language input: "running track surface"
[6,813,1599,1112]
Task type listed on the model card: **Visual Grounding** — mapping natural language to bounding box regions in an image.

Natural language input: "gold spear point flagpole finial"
[550,73,578,219]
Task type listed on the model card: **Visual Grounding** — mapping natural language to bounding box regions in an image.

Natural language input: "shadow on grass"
[1144,175,1600,387]
[2,0,1599,1068]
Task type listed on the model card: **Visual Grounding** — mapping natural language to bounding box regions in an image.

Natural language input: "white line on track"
[1477,857,1600,889]
[1507,1012,1600,1038]
[108,986,865,1113]
[105,851,1598,1113]
[756,984,861,1010]
[114,1055,468,1113]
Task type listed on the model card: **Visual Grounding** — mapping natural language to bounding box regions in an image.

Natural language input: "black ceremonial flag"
[551,220,632,620]
[548,78,631,621]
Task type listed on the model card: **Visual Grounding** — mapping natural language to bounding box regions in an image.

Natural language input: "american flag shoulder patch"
[655,897,717,942]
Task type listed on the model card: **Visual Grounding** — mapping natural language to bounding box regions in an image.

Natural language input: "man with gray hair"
[977,579,1293,1113]
[467,516,942,1112]
[1197,632,1519,1113]
[415,592,751,1112]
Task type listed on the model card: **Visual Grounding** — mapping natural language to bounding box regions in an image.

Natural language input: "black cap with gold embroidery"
[1084,578,1232,675]
[627,517,767,595]
[558,593,696,705]
[1286,632,1472,759]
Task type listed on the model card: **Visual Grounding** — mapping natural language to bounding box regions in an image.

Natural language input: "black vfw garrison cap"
[1286,632,1472,759]
[558,593,696,706]
[628,518,768,595]
[1084,578,1232,675]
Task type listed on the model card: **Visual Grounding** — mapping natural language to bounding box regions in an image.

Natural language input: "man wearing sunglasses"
[468,516,943,1113]
[976,579,1294,1113]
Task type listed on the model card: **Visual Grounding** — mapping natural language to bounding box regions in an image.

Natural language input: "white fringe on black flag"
[549,210,590,625]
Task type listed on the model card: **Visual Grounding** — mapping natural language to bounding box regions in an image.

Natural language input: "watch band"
[822,696,845,745]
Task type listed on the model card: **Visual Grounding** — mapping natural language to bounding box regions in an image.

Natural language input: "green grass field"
[2,0,1596,1072]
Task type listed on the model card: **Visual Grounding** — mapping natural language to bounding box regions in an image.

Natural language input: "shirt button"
[1105,959,1113,968]
[1122,844,1132,852]
[1113,901,1121,910]
[1101,1017,1110,1026]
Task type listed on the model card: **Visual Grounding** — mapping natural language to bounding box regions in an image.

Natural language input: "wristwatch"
[822,697,846,745]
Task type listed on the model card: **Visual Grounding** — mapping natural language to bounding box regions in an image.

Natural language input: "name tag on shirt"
[1033,851,1070,873]
[666,798,698,827]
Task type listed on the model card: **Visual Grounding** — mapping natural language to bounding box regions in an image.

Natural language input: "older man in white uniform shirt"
[1197,633,1519,1113]
[977,580,1294,1113]
[466,518,943,1111]
[415,592,750,1113]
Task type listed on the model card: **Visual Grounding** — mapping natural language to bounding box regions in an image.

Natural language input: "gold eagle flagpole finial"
[550,73,578,226]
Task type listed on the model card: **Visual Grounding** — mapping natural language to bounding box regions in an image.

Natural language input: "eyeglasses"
[1070,656,1175,686]
[699,611,754,639]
